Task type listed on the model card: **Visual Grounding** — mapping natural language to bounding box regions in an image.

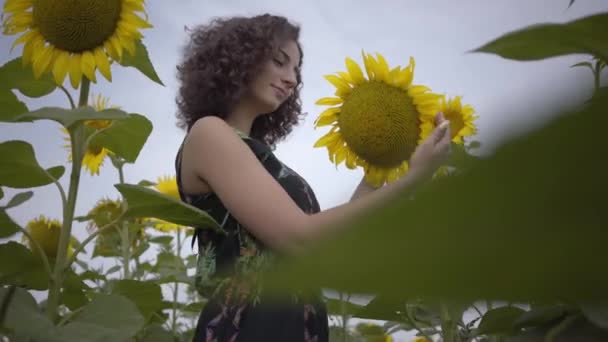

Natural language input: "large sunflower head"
[313,51,441,187]
[2,0,152,88]
[439,95,478,144]
[154,175,179,200]
[62,94,116,175]
[24,214,73,259]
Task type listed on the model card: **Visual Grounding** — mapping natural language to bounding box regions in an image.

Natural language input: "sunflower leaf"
[0,209,21,238]
[0,140,65,188]
[115,183,222,233]
[0,242,49,290]
[14,106,129,129]
[264,88,608,301]
[4,191,34,209]
[0,286,58,340]
[0,58,56,98]
[472,13,608,62]
[571,61,594,71]
[579,302,608,330]
[0,89,28,122]
[89,113,152,163]
[111,280,163,321]
[119,40,164,86]
[56,294,145,342]
[477,306,526,335]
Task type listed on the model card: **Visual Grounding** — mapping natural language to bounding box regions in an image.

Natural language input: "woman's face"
[247,39,301,114]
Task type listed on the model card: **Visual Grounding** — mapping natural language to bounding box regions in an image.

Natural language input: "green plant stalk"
[115,160,131,279]
[593,60,602,94]
[45,77,90,322]
[440,302,460,342]
[172,228,183,335]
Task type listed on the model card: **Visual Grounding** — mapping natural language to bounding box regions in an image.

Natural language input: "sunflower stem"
[58,85,76,109]
[113,159,131,279]
[45,77,89,322]
[171,229,182,335]
[440,302,460,342]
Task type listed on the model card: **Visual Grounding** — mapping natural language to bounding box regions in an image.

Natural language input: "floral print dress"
[175,132,328,342]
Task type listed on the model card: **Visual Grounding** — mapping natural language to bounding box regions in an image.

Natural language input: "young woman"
[175,14,451,342]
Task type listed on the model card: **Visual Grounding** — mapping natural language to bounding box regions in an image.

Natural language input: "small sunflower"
[146,218,183,233]
[155,175,180,200]
[86,198,123,234]
[439,96,478,144]
[2,0,152,88]
[313,51,442,187]
[63,94,117,176]
[24,215,73,259]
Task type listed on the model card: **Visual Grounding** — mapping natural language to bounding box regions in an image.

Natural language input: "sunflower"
[24,215,73,259]
[438,96,478,144]
[313,51,442,188]
[147,218,183,233]
[155,175,180,200]
[2,0,152,88]
[63,94,116,175]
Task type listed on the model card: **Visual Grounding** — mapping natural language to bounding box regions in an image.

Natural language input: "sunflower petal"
[374,53,390,82]
[337,71,353,84]
[345,57,365,84]
[32,45,53,79]
[52,51,70,85]
[324,75,351,95]
[334,145,348,166]
[4,0,32,13]
[69,54,83,89]
[315,97,343,106]
[121,12,153,29]
[94,47,112,82]
[314,131,341,148]
[81,51,97,82]
[345,150,358,169]
[361,51,375,80]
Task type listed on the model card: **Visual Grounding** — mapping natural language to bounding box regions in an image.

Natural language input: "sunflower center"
[33,0,122,52]
[444,110,465,139]
[338,81,420,167]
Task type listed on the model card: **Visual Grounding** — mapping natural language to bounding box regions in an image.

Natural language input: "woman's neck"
[225,100,261,136]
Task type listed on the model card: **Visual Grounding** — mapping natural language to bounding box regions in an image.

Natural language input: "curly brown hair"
[175,14,304,147]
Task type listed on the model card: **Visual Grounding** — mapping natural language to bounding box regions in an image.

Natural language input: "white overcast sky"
[1,1,606,339]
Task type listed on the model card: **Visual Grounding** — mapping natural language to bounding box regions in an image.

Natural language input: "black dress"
[175,131,329,342]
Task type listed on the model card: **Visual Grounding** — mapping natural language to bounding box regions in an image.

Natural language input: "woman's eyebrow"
[279,48,291,62]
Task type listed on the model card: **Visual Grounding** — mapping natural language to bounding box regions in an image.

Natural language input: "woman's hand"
[408,112,452,181]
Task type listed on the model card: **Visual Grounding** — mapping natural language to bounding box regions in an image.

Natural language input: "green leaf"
[0,242,48,290]
[571,61,594,71]
[0,209,19,239]
[513,305,571,329]
[352,296,404,322]
[111,279,163,321]
[472,13,608,62]
[265,88,608,301]
[115,184,221,232]
[0,89,28,122]
[106,265,121,275]
[14,106,129,129]
[477,306,526,335]
[140,324,174,342]
[4,191,33,209]
[0,140,65,188]
[138,179,157,187]
[149,235,173,245]
[0,58,56,98]
[62,269,90,311]
[152,252,190,284]
[579,302,608,330]
[89,114,152,163]
[0,187,3,199]
[0,286,57,340]
[57,294,145,342]
[118,40,164,86]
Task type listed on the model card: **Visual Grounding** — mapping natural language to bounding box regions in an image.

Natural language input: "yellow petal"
[337,71,353,84]
[387,168,400,183]
[315,97,342,106]
[374,53,390,82]
[69,54,82,89]
[345,150,358,169]
[324,75,351,94]
[408,85,431,97]
[94,47,112,82]
[52,51,70,85]
[334,145,348,166]
[314,112,339,128]
[10,28,36,51]
[32,45,53,79]
[345,57,365,84]
[81,51,97,82]
[388,66,401,85]
[361,50,375,80]
[4,0,32,13]
[314,131,341,148]
[121,12,153,29]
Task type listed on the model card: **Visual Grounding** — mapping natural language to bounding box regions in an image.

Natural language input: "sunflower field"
[0,0,607,341]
